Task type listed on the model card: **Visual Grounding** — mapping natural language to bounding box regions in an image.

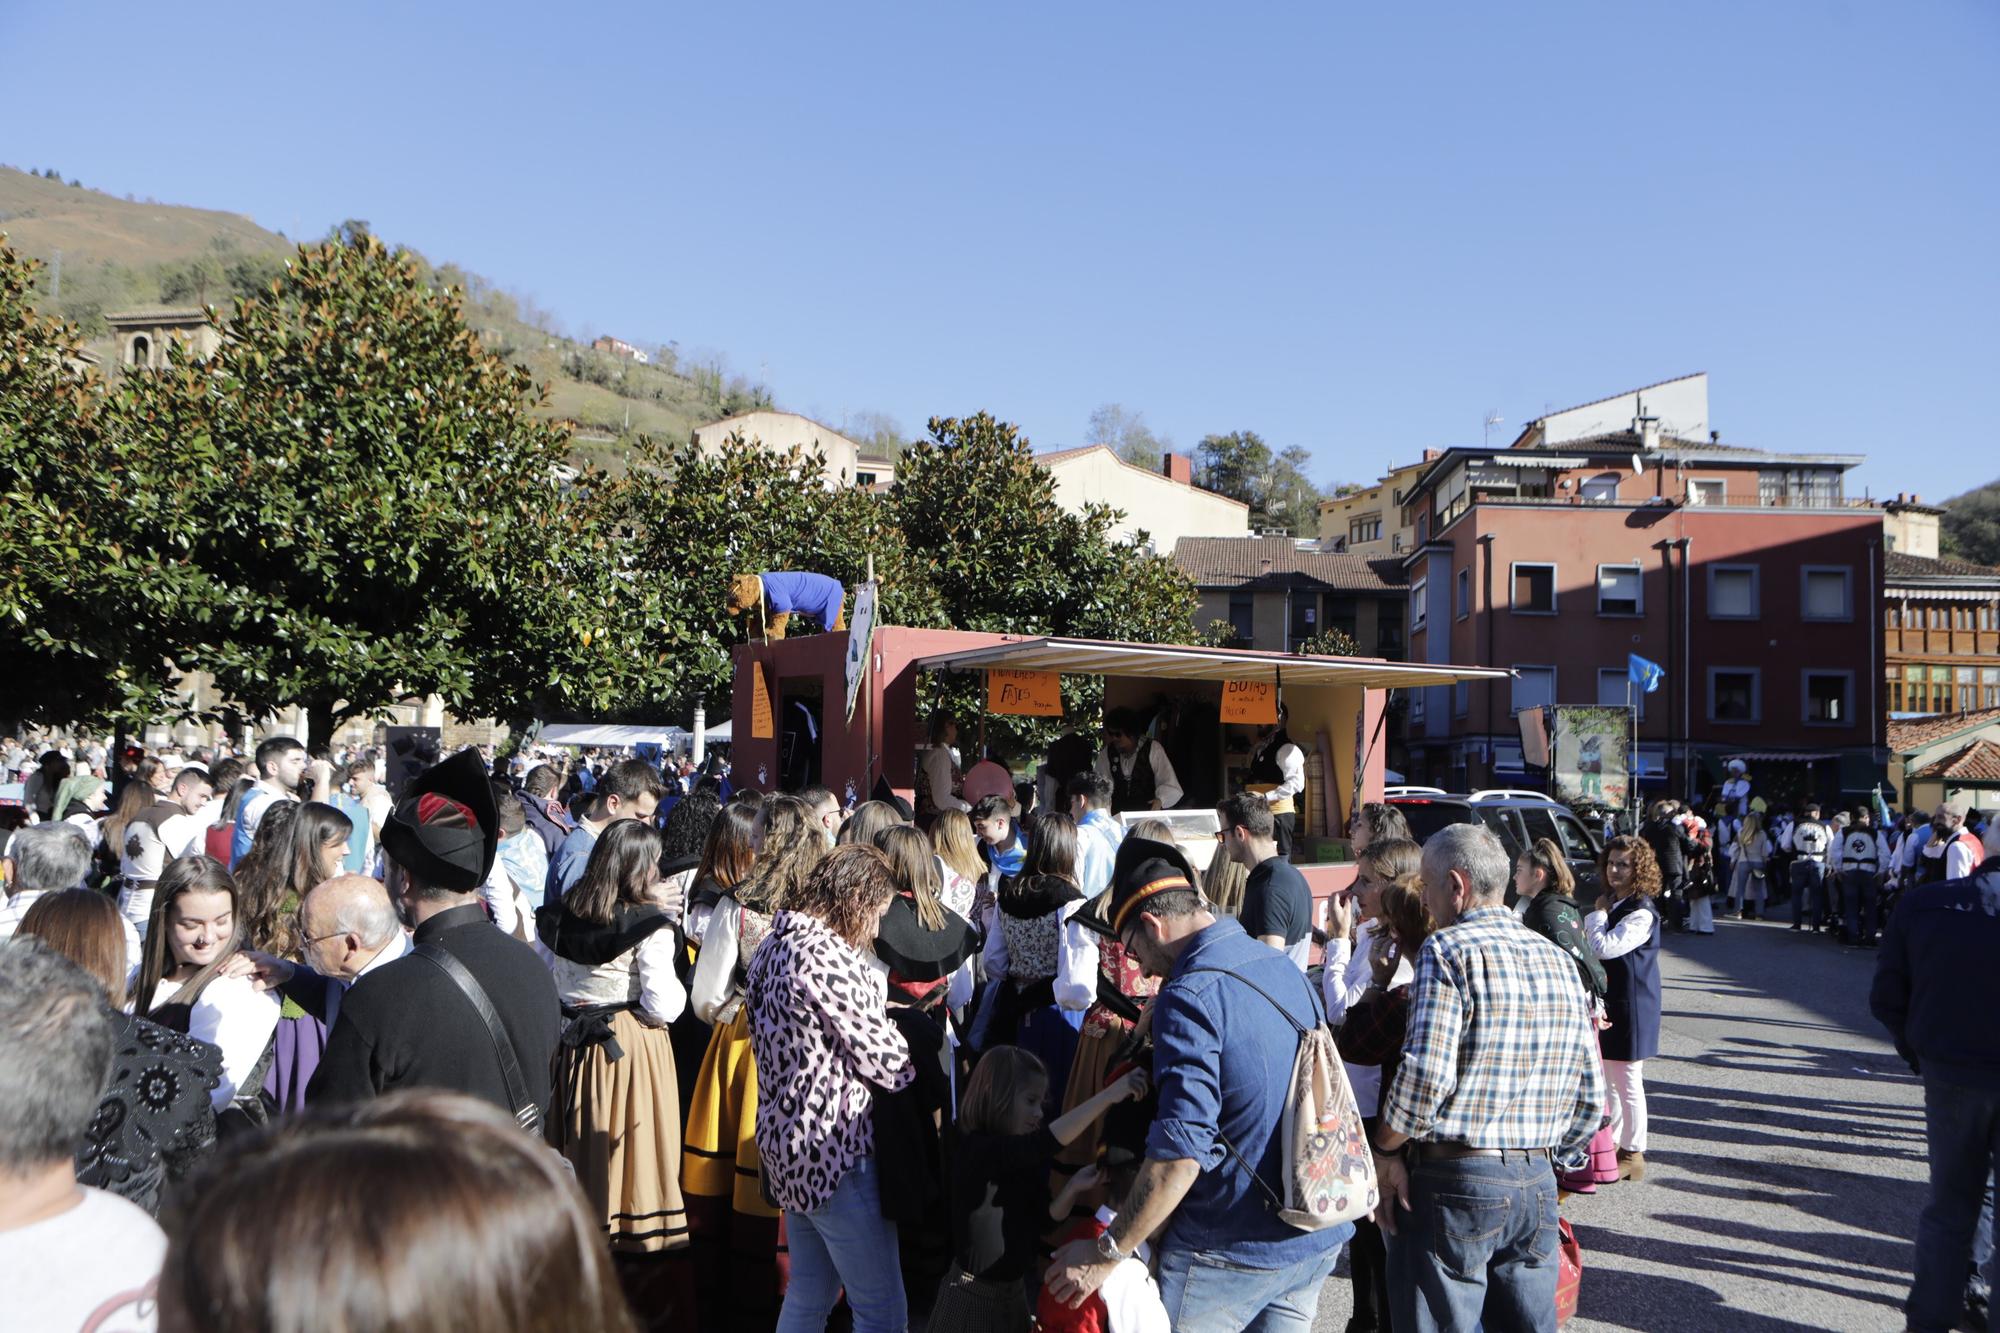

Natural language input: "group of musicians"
[916,702,1310,854]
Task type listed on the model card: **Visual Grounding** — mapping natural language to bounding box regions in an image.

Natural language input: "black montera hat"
[1103,835,1201,936]
[380,749,498,892]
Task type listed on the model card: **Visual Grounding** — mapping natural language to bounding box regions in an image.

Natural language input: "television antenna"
[1483,411,1504,447]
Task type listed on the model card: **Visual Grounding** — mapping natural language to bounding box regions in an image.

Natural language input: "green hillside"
[0,165,769,460]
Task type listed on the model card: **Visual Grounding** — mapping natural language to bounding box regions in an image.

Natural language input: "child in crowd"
[1034,1142,1171,1333]
[932,1047,1149,1332]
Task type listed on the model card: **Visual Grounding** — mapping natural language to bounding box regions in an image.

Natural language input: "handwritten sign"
[749,659,776,739]
[1221,678,1279,725]
[987,669,1063,717]
[844,581,878,721]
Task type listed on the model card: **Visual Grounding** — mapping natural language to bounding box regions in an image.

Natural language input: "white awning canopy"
[912,637,1509,690]
[540,723,688,748]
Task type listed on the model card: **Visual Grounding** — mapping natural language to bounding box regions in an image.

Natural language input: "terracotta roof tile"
[1886,551,2000,581]
[1887,706,2000,754]
[1910,738,2000,783]
[1171,536,1407,592]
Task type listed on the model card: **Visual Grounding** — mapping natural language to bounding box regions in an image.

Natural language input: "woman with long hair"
[19,889,222,1215]
[158,1092,636,1333]
[539,819,691,1327]
[205,774,257,863]
[929,809,985,924]
[1330,865,1435,1333]
[746,845,913,1332]
[1516,838,1617,1195]
[980,811,1086,1106]
[872,825,975,1006]
[137,856,281,1132]
[682,794,825,1331]
[229,800,352,1113]
[94,779,152,882]
[1728,808,1773,920]
[1585,833,1665,1182]
[838,800,906,848]
[670,790,733,948]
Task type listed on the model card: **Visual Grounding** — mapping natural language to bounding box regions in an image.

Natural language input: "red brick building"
[1398,417,1884,803]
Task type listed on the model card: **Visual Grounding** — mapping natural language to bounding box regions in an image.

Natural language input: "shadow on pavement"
[1570,1265,1857,1332]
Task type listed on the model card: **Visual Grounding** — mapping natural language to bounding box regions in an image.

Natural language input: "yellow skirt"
[681,1008,779,1219]
[556,1009,689,1254]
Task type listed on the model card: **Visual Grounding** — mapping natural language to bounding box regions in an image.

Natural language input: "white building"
[691,411,897,489]
[1036,445,1250,552]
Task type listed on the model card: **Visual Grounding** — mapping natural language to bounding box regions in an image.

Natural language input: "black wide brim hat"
[1095,835,1201,937]
[380,749,499,892]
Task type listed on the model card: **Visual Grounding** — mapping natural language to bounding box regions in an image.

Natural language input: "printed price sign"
[987,669,1063,717]
[1221,678,1279,725]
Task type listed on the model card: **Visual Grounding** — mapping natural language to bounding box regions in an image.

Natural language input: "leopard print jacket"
[746,910,914,1215]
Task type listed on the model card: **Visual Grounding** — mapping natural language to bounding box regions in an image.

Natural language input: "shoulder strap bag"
[413,942,542,1136]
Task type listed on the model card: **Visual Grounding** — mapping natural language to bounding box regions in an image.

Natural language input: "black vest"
[1247,730,1294,786]
[1109,743,1158,815]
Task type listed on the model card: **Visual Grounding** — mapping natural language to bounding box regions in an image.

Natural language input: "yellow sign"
[1221,678,1279,725]
[750,660,776,739]
[987,669,1063,717]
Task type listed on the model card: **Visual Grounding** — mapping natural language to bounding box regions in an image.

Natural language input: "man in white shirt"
[154,766,217,862]
[1095,709,1183,814]
[1244,706,1308,857]
[0,943,167,1333]
[348,756,394,867]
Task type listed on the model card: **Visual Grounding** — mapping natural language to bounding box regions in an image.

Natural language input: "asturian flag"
[1628,653,1665,695]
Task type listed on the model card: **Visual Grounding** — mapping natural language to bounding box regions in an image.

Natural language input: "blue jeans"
[1157,1241,1343,1332]
[1909,1075,2000,1332]
[777,1155,907,1333]
[1387,1151,1561,1333]
[1790,861,1825,927]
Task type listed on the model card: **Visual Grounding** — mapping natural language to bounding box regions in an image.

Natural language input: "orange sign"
[1221,678,1279,725]
[749,659,776,739]
[987,669,1063,717]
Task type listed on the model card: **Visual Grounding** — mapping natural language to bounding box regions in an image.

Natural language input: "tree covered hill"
[0,164,770,464]
[1941,479,2000,566]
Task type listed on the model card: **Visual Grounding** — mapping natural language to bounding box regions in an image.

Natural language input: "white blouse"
[149,973,280,1112]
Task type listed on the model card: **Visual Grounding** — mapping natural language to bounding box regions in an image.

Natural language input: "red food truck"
[728,625,1504,902]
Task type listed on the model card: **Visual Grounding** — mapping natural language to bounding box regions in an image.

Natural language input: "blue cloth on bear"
[762,571,845,629]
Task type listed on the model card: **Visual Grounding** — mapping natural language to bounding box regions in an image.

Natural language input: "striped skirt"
[556,1008,689,1253]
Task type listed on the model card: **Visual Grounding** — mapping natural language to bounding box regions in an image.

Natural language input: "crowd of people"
[2,724,1990,1332]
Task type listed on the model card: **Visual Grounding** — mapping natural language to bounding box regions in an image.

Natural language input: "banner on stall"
[1221,678,1280,725]
[844,581,879,722]
[749,659,776,739]
[1550,706,1630,808]
[987,669,1063,717]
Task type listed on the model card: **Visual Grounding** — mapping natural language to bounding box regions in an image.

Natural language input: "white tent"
[539,723,687,748]
[703,719,732,743]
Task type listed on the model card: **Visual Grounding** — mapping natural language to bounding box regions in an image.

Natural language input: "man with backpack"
[1373,823,1604,1333]
[1044,837,1351,1329]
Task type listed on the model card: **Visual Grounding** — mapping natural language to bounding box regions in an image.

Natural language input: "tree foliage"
[1942,483,2000,566]
[1195,429,1324,536]
[1086,403,1167,472]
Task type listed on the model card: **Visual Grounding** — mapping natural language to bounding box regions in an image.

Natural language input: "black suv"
[1385,787,1604,883]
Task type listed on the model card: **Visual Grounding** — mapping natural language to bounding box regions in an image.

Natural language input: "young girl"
[873,824,976,1007]
[136,856,281,1131]
[682,794,824,1332]
[1515,838,1618,1195]
[1586,834,1664,1183]
[933,1048,1149,1331]
[930,809,987,925]
[980,812,1087,1100]
[540,818,690,1324]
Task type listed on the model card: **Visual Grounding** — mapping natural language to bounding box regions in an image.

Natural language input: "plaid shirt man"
[1381,905,1604,1167]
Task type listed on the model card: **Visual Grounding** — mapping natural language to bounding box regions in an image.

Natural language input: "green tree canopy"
[1942,482,2000,566]
[1195,429,1324,535]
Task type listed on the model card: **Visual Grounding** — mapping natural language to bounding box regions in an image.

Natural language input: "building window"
[1512,666,1555,715]
[1597,564,1642,616]
[855,471,878,488]
[1801,567,1853,622]
[1709,565,1760,619]
[1454,680,1470,717]
[1227,591,1254,647]
[1349,515,1383,545]
[1598,667,1644,719]
[1984,667,2000,709]
[1580,473,1620,503]
[1290,592,1318,645]
[129,334,151,368]
[1455,569,1470,620]
[1410,687,1426,723]
[1411,579,1428,630]
[1804,671,1853,725]
[1887,605,1900,629]
[1889,676,1902,711]
[1709,668,1760,723]
[1759,468,1842,508]
[1687,478,1726,506]
[1959,667,1978,712]
[1906,664,1927,712]
[1511,563,1556,614]
[1983,607,1995,632]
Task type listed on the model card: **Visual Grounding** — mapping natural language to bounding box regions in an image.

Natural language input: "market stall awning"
[1723,751,1839,762]
[540,723,688,747]
[703,719,732,743]
[912,637,1510,689]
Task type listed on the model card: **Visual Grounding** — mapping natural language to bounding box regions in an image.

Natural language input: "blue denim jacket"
[1146,917,1351,1267]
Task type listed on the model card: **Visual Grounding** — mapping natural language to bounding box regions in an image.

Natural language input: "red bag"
[1556,1216,1583,1325]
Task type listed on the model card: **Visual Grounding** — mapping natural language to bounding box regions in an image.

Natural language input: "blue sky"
[5,1,1994,501]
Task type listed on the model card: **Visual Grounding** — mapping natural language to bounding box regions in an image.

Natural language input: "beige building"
[692,410,897,489]
[1880,493,1943,559]
[1318,456,1434,557]
[105,308,221,370]
[1036,446,1249,552]
[1173,536,1407,657]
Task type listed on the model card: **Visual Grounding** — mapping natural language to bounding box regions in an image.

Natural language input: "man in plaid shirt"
[1372,824,1604,1333]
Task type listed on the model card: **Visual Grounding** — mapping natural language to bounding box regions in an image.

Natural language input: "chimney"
[1423,448,1442,462]
[1634,414,1661,451]
[1162,452,1193,485]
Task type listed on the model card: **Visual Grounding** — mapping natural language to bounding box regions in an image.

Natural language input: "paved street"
[1315,913,1930,1332]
